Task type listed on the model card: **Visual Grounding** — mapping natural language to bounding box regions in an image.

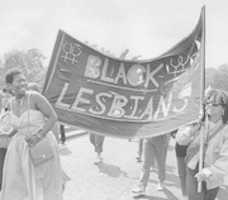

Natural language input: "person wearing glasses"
[185,88,228,200]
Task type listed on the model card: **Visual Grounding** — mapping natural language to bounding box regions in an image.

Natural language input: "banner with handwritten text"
[43,13,204,138]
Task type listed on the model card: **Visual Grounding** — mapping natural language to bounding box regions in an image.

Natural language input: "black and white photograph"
[0,0,228,199]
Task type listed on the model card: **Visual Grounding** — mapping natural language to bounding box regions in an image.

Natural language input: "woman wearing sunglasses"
[185,88,228,200]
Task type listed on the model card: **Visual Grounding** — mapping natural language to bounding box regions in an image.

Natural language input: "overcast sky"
[0,0,227,68]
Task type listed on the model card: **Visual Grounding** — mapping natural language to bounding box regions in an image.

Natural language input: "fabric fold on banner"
[43,10,204,138]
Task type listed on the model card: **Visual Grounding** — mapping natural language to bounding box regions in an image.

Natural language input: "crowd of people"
[0,68,228,200]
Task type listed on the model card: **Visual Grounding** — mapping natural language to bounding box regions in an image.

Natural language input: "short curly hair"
[5,69,22,84]
[205,88,228,123]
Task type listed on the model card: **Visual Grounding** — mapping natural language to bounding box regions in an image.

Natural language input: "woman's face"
[206,99,224,123]
[10,73,27,97]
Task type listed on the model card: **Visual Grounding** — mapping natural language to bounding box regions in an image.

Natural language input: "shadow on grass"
[97,162,128,178]
[147,171,180,189]
[132,187,179,200]
[165,172,180,188]
[133,194,167,200]
[163,187,179,200]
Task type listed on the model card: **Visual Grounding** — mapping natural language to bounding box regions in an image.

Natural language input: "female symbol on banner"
[127,64,145,86]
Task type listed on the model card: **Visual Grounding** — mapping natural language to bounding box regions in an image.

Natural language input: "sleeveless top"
[9,92,45,138]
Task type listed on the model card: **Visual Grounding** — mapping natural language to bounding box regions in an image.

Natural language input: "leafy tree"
[0,48,227,95]
[206,64,228,92]
[0,49,47,89]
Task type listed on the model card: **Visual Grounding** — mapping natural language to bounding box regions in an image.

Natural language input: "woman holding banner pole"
[185,88,228,200]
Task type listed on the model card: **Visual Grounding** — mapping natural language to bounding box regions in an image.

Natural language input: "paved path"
[61,133,228,200]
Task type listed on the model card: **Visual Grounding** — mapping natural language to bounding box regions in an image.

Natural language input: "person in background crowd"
[89,133,105,164]
[136,139,157,172]
[1,69,65,200]
[175,122,200,199]
[50,122,66,146]
[60,123,66,145]
[185,88,228,200]
[132,134,170,195]
[136,139,144,163]
[0,89,13,190]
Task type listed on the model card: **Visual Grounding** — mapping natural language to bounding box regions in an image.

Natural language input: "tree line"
[0,48,227,92]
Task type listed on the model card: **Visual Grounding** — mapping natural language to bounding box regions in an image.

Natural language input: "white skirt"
[0,132,64,200]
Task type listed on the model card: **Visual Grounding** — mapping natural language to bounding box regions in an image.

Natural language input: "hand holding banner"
[43,10,204,138]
